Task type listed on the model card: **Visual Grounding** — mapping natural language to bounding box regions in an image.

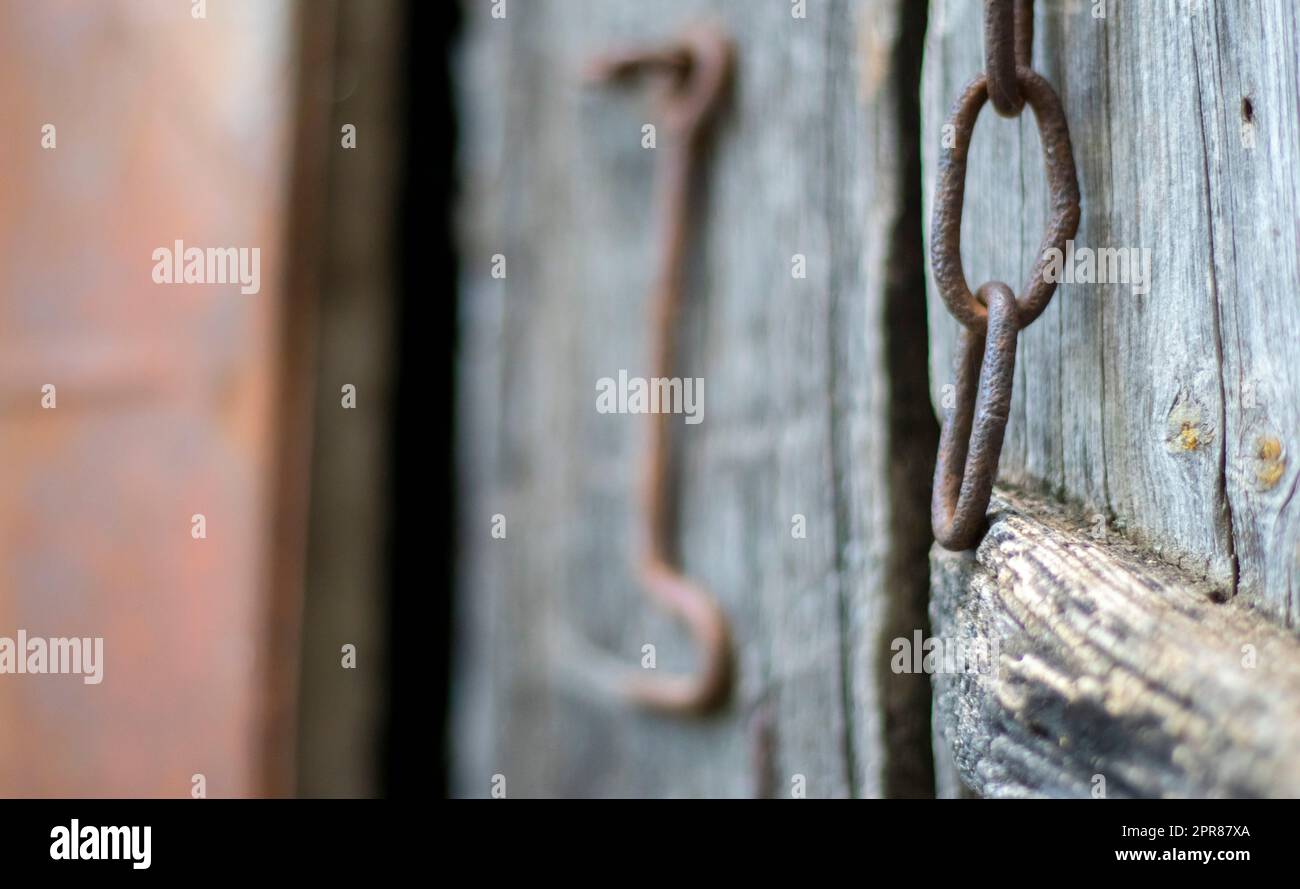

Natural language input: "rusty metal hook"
[587,25,734,715]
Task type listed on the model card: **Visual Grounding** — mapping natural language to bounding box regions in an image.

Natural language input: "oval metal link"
[930,68,1080,334]
[931,282,1020,550]
[984,0,1034,117]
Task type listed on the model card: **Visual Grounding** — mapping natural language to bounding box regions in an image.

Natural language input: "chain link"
[984,0,1034,116]
[929,0,1081,550]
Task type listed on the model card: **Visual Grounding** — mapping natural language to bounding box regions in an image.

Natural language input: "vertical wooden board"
[918,0,1300,611]
[1089,1,1233,592]
[453,0,931,796]
[678,0,849,800]
[828,0,936,797]
[1186,2,1300,625]
[295,0,403,798]
[448,0,514,797]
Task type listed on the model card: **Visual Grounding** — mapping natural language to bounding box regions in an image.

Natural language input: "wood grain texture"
[452,0,935,797]
[931,487,1300,799]
[922,0,1300,626]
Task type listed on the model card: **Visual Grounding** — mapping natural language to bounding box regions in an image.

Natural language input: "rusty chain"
[930,0,1080,550]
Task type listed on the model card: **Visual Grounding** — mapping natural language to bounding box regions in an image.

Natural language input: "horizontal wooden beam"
[930,488,1300,799]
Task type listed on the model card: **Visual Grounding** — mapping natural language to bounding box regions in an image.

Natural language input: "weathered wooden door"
[452,0,1300,799]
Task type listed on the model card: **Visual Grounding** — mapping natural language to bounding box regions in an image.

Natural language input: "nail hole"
[1242,97,1255,123]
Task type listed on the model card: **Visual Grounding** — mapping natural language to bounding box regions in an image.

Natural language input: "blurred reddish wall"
[0,0,297,797]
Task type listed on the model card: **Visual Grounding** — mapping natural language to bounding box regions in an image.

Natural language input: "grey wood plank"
[295,0,403,798]
[452,0,934,797]
[931,486,1300,799]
